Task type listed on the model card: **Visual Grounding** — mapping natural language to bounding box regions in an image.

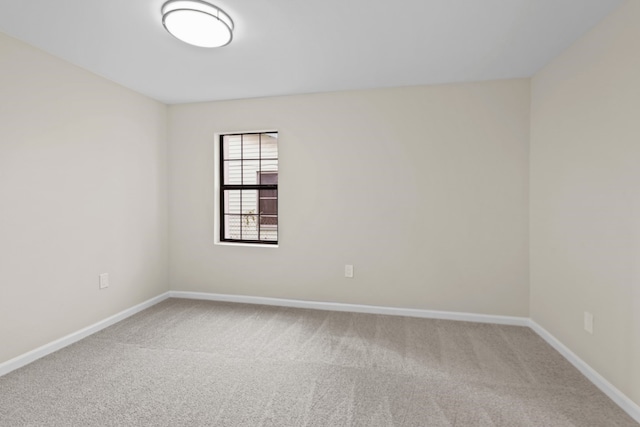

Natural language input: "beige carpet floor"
[0,298,636,426]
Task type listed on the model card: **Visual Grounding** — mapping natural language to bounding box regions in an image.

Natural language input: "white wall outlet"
[345,264,354,278]
[584,311,594,334]
[99,273,109,289]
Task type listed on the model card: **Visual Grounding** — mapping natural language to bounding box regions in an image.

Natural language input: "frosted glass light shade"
[162,0,234,48]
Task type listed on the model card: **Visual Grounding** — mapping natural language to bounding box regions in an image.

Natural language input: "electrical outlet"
[584,311,593,334]
[99,273,109,289]
[345,265,354,278]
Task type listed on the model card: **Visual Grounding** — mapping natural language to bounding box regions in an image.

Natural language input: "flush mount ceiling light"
[162,0,234,48]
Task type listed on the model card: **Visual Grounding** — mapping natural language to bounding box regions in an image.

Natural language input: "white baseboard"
[168,291,530,326]
[529,320,640,424]
[0,292,171,378]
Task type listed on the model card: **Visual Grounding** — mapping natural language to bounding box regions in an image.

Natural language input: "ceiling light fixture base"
[162,0,234,48]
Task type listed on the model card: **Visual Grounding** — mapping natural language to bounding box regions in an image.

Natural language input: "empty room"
[0,0,638,425]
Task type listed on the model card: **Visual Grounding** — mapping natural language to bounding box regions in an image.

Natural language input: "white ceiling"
[0,0,623,104]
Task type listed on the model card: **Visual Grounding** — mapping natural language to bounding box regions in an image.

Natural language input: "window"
[219,132,278,244]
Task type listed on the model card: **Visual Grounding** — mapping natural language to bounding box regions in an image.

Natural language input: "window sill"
[215,241,279,249]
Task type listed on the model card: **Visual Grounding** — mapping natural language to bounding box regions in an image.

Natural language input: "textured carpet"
[0,298,636,426]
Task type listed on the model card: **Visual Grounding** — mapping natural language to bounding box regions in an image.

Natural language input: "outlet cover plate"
[99,273,109,289]
[584,311,593,334]
[345,265,354,278]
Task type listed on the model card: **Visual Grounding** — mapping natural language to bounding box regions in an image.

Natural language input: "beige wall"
[168,80,530,316]
[0,33,169,364]
[530,0,640,406]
